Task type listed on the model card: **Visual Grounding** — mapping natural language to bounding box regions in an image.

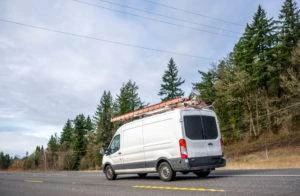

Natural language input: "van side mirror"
[100,147,107,155]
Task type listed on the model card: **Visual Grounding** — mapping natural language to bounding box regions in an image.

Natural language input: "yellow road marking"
[24,179,44,183]
[132,185,224,192]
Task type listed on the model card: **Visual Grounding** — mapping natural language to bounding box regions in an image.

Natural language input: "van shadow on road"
[116,174,227,181]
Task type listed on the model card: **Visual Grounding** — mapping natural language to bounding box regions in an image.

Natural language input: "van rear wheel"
[193,171,210,178]
[158,162,175,181]
[138,173,147,178]
[105,165,117,180]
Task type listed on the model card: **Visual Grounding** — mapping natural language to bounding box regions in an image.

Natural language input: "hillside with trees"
[1,0,299,170]
[193,0,299,142]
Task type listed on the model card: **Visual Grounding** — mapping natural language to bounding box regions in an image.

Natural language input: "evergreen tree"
[279,0,300,56]
[94,91,114,148]
[85,116,94,132]
[47,133,59,152]
[233,5,277,136]
[193,69,216,103]
[46,133,59,169]
[158,58,185,101]
[115,80,143,115]
[33,146,44,168]
[73,114,87,169]
[277,0,300,97]
[60,119,73,149]
[0,152,11,169]
[234,5,277,90]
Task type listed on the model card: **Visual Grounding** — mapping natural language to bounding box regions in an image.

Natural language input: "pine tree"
[60,119,73,149]
[94,91,114,148]
[279,0,300,55]
[115,80,143,115]
[277,0,300,95]
[158,58,185,101]
[234,5,277,90]
[73,114,87,169]
[193,69,216,103]
[0,152,11,169]
[47,134,59,152]
[46,133,59,169]
[85,116,94,132]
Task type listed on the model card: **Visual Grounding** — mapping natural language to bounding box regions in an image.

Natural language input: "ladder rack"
[111,97,206,123]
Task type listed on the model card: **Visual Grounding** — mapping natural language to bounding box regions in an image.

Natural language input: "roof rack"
[111,97,206,123]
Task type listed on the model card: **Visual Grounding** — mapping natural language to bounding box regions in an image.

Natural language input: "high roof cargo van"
[101,106,226,181]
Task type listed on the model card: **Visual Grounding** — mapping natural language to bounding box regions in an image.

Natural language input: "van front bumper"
[170,156,226,172]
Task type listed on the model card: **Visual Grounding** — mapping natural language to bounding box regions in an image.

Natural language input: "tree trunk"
[255,93,259,135]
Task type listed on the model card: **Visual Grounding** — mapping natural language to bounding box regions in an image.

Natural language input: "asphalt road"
[0,169,299,196]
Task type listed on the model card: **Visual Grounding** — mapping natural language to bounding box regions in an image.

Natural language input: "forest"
[1,0,299,170]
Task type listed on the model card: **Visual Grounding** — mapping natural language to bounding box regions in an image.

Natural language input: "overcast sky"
[0,0,284,156]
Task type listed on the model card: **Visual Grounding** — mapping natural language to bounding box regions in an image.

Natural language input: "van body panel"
[142,111,182,164]
[121,123,144,166]
[102,108,225,176]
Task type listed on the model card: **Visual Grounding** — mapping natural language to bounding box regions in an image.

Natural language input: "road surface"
[0,169,299,196]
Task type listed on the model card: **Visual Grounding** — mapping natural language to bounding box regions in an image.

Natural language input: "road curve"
[0,169,299,196]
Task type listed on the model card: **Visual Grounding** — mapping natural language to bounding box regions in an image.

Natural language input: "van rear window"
[183,115,218,140]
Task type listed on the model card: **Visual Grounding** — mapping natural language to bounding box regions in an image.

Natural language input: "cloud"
[0,0,284,156]
[0,132,48,157]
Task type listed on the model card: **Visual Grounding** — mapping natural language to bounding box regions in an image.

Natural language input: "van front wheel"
[105,165,117,180]
[158,162,175,181]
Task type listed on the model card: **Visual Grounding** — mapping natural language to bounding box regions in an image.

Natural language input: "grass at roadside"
[224,146,300,169]
[223,131,300,169]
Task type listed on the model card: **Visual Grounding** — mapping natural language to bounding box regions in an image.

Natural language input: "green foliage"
[193,70,216,103]
[60,119,73,149]
[234,5,277,91]
[48,134,59,152]
[194,2,300,142]
[279,0,300,54]
[158,58,185,101]
[72,114,88,169]
[0,152,11,169]
[115,80,143,115]
[277,0,300,98]
[94,91,114,148]
[85,116,94,132]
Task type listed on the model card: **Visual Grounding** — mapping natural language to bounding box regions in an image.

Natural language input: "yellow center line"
[24,179,44,183]
[132,185,225,192]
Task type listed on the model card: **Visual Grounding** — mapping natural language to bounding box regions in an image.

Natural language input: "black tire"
[158,162,176,181]
[105,165,117,180]
[193,171,210,178]
[138,173,147,178]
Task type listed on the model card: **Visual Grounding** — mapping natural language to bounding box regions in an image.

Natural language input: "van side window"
[109,134,120,154]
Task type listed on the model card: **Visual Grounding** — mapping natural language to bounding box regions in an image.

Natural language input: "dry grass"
[224,131,300,157]
[223,131,300,169]
[224,146,300,169]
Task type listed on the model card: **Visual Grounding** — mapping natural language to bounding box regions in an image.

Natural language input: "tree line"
[193,0,299,141]
[1,0,299,170]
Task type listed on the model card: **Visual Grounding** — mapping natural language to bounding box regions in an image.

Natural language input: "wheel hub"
[162,166,170,179]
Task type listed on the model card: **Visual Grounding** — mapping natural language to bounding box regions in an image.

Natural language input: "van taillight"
[220,138,224,146]
[179,139,188,159]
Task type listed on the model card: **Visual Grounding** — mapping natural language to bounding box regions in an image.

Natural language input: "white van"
[101,107,226,181]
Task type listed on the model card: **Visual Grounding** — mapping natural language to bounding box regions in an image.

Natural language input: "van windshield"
[183,115,218,140]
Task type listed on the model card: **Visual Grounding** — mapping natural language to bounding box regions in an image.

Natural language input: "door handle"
[118,152,122,155]
[208,143,213,146]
